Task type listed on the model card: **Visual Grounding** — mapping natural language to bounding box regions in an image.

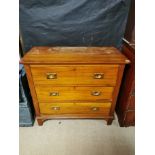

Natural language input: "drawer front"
[39,102,111,115]
[31,65,118,86]
[35,86,114,102]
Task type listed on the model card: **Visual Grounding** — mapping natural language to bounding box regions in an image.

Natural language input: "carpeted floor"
[19,118,135,155]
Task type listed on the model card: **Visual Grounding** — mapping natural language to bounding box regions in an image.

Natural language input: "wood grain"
[20,47,130,64]
[24,65,40,116]
[35,86,114,102]
[31,65,118,86]
[109,65,125,117]
[20,46,129,125]
[39,102,111,115]
[37,114,114,119]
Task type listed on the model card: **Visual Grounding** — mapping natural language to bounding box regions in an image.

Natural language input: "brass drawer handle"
[91,91,101,96]
[51,106,60,110]
[46,73,57,79]
[49,92,59,96]
[93,73,104,79]
[91,107,99,111]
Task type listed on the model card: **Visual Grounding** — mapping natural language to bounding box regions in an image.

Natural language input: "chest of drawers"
[21,47,129,126]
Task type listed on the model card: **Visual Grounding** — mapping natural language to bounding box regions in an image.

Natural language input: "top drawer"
[31,65,118,86]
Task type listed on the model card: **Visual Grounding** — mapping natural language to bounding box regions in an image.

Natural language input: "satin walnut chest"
[21,47,129,126]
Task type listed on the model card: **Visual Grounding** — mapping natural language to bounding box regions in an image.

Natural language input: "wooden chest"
[20,47,129,126]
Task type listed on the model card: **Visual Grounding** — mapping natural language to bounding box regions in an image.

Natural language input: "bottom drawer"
[39,102,111,115]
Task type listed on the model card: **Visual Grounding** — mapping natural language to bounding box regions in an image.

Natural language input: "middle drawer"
[35,86,114,102]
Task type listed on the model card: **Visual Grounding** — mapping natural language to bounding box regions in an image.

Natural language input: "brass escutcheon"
[93,73,104,79]
[46,73,57,79]
[91,91,101,96]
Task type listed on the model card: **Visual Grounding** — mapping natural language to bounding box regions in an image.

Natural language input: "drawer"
[35,86,114,102]
[31,65,118,86]
[39,102,111,115]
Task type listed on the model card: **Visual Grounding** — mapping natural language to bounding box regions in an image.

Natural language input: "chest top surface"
[20,47,130,64]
